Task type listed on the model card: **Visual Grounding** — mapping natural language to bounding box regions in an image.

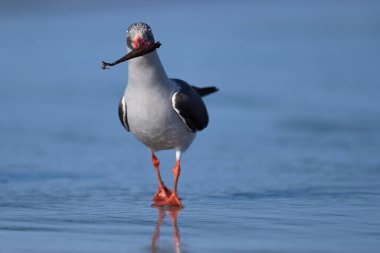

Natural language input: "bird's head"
[127,22,155,51]
[101,22,161,70]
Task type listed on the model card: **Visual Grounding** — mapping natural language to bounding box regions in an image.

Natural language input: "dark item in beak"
[101,41,162,70]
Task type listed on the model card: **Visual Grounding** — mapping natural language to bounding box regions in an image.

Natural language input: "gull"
[102,22,217,208]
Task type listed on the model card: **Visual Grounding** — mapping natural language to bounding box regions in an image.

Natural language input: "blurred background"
[1,1,380,252]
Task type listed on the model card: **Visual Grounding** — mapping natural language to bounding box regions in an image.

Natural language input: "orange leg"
[152,159,183,208]
[151,152,172,202]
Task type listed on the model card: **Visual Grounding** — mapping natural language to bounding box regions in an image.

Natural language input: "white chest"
[123,53,195,151]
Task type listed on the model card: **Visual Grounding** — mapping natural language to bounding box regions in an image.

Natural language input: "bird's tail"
[191,86,219,97]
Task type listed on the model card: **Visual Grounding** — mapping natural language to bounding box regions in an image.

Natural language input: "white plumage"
[124,50,195,152]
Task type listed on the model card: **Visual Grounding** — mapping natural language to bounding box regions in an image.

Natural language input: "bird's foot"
[152,193,183,208]
[152,183,173,202]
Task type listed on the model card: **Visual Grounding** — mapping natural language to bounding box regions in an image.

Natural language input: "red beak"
[132,35,147,49]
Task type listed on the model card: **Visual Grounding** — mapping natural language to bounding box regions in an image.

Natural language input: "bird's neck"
[127,50,170,88]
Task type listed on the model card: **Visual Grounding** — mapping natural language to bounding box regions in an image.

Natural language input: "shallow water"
[1,1,380,252]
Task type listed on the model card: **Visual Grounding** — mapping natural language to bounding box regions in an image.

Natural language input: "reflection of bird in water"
[103,22,217,208]
[151,207,181,253]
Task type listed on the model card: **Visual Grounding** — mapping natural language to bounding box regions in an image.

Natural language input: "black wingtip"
[193,86,219,97]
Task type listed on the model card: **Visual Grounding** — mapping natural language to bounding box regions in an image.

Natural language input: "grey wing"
[170,78,218,97]
[118,96,130,131]
[171,79,209,132]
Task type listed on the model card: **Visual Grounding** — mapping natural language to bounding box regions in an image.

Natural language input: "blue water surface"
[1,1,380,252]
